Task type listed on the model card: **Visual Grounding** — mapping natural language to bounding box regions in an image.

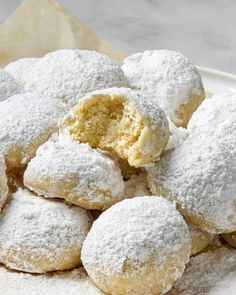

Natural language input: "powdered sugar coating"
[0,92,65,167]
[0,189,92,273]
[24,49,127,109]
[0,68,21,102]
[170,241,236,295]
[165,117,189,151]
[0,266,103,295]
[188,93,236,136]
[206,272,236,295]
[148,94,236,233]
[82,196,191,294]
[24,140,125,210]
[0,155,8,210]
[5,57,39,89]
[122,50,204,124]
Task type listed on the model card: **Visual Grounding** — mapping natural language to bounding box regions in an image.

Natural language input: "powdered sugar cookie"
[188,93,236,137]
[60,87,169,167]
[24,140,125,210]
[0,155,8,210]
[169,239,236,295]
[0,68,21,102]
[81,196,191,295]
[0,189,92,273]
[188,223,215,256]
[122,50,205,127]
[0,266,104,295]
[5,57,39,89]
[0,92,65,168]
[148,93,236,233]
[24,49,127,109]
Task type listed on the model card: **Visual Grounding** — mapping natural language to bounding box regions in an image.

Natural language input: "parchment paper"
[0,0,126,67]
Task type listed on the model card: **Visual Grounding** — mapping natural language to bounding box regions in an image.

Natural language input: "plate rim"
[197,66,236,81]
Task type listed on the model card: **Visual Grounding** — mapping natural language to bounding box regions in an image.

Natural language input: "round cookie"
[122,50,205,127]
[0,189,92,273]
[24,139,125,210]
[188,223,215,256]
[81,196,191,295]
[222,232,236,248]
[60,87,169,167]
[188,93,236,137]
[24,49,127,109]
[148,93,236,233]
[5,57,39,89]
[0,68,21,102]
[0,92,65,168]
[0,155,8,210]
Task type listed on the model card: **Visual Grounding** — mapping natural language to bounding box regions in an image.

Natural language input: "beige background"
[0,0,235,73]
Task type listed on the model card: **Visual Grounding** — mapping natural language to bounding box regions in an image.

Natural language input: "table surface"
[0,0,235,74]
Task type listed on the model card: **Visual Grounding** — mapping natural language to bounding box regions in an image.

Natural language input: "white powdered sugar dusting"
[148,135,236,233]
[122,50,204,123]
[24,49,127,109]
[0,155,8,210]
[24,139,125,204]
[0,189,92,273]
[148,93,236,233]
[0,266,104,295]
[0,92,65,166]
[0,68,21,102]
[82,196,190,276]
[188,93,236,137]
[5,57,40,89]
[169,240,236,295]
[165,117,189,151]
[206,271,236,295]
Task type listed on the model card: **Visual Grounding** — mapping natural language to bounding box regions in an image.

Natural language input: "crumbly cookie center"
[65,95,144,162]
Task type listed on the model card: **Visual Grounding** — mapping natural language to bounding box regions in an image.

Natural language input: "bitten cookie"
[60,87,169,167]
[82,196,191,295]
[24,140,125,210]
[0,189,92,273]
[122,50,205,127]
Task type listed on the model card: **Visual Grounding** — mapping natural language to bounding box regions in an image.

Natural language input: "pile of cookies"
[0,49,235,295]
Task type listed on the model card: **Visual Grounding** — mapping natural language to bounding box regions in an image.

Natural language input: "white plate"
[198,66,236,94]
